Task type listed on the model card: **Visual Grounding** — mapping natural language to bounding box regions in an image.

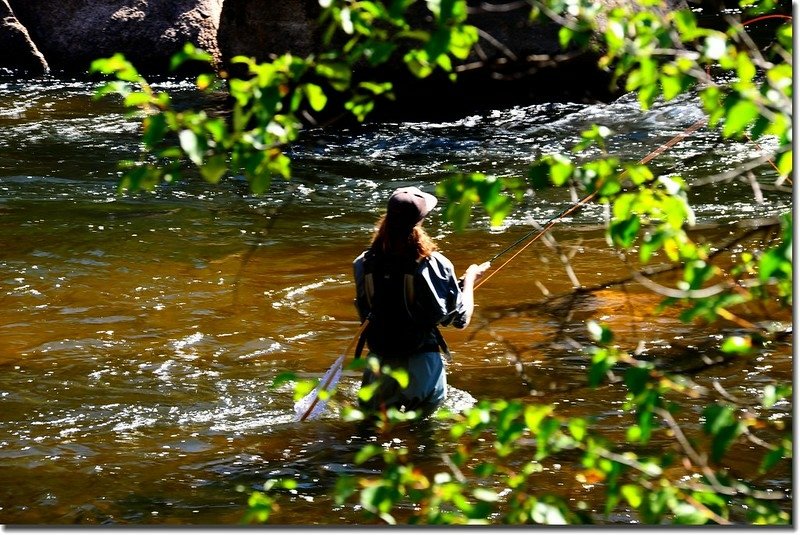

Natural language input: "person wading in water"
[353,186,490,417]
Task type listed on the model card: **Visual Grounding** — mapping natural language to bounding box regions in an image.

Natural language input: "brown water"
[0,77,792,525]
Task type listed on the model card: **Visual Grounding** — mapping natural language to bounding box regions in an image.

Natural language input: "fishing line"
[475,116,706,290]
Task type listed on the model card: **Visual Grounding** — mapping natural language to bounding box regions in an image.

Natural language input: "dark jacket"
[353,250,468,352]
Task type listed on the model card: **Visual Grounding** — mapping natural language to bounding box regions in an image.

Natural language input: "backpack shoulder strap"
[402,257,423,316]
[362,249,378,309]
[354,322,368,360]
[433,326,451,362]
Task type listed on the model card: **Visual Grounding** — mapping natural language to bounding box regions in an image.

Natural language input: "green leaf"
[586,320,614,345]
[702,404,744,462]
[142,113,167,148]
[720,335,752,354]
[404,49,434,78]
[609,216,640,248]
[196,73,216,91]
[735,52,756,85]
[295,378,318,398]
[169,43,213,71]
[626,164,653,186]
[354,444,383,465]
[559,26,574,49]
[660,73,682,101]
[722,99,759,138]
[597,176,621,197]
[449,25,478,60]
[270,372,296,388]
[762,384,791,408]
[626,425,642,443]
[179,129,204,166]
[426,27,451,59]
[621,484,644,508]
[472,488,499,503]
[269,152,292,180]
[550,159,574,186]
[315,62,352,91]
[304,83,328,112]
[528,161,551,189]
[588,347,616,387]
[123,92,152,108]
[334,475,357,505]
[359,81,392,95]
[604,20,625,53]
[93,80,132,101]
[710,421,744,462]
[364,42,397,65]
[474,463,496,477]
[89,53,140,82]
[672,10,698,39]
[523,405,553,433]
[759,446,787,474]
[568,418,587,441]
[639,230,666,262]
[358,381,380,402]
[388,368,409,389]
[776,150,792,178]
[204,118,228,143]
[200,154,228,184]
[624,366,652,396]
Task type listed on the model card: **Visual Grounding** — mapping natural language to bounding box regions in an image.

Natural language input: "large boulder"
[7,0,223,74]
[217,0,320,65]
[0,0,48,73]
[215,0,618,119]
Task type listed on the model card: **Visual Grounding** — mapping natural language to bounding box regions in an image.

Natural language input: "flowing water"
[0,75,791,525]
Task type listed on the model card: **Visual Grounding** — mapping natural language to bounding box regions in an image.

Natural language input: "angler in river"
[353,186,490,417]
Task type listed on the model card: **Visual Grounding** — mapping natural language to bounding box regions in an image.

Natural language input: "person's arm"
[456,261,491,328]
[353,252,370,322]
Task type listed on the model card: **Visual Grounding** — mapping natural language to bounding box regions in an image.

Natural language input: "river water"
[0,75,791,525]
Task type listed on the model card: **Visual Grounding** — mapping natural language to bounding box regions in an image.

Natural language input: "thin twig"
[232,180,298,306]
[477,28,519,62]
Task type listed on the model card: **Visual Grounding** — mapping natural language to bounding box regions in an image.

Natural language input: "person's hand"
[464,261,491,283]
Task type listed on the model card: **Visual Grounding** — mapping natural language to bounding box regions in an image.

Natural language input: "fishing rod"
[476,116,708,290]
[476,190,597,290]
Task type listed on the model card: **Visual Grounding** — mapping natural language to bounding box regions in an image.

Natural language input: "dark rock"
[6,0,223,74]
[0,0,48,73]
[217,0,321,67]
[215,0,618,120]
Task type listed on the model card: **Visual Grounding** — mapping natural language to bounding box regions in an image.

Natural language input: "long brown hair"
[370,214,438,260]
